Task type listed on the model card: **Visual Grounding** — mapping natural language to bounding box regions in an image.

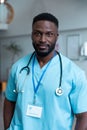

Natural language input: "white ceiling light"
[1,0,4,3]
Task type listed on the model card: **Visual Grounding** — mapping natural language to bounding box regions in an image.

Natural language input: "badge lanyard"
[32,55,52,104]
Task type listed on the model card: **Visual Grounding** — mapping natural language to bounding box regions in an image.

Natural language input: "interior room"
[0,0,87,129]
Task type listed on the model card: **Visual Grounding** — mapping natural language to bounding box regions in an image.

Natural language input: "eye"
[33,31,41,37]
[46,32,54,37]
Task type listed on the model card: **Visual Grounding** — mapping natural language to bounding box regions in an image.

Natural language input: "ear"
[57,32,59,36]
[56,33,59,40]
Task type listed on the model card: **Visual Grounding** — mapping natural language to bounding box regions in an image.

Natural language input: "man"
[4,13,87,130]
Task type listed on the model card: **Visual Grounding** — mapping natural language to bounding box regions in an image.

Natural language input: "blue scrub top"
[5,53,87,130]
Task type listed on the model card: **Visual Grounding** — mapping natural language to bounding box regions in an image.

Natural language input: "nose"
[39,34,46,42]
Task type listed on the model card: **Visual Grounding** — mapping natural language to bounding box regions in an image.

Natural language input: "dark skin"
[75,112,87,130]
[32,20,58,67]
[3,98,15,130]
[3,20,87,130]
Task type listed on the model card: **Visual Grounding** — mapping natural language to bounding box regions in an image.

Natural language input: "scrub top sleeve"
[5,65,17,102]
[70,71,87,114]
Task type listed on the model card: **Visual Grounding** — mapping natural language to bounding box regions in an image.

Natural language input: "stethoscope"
[13,51,63,96]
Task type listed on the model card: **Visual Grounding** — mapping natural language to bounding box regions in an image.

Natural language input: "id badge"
[26,104,43,118]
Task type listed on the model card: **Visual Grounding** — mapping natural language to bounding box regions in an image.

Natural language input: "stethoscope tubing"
[56,51,62,87]
[19,51,35,75]
[14,51,63,95]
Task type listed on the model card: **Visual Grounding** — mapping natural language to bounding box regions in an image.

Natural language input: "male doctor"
[4,12,87,130]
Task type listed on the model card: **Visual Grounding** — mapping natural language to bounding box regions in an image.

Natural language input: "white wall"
[0,35,34,81]
[58,29,87,77]
[0,0,87,36]
[0,28,87,81]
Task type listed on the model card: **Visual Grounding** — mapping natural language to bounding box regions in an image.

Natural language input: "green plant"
[4,41,22,65]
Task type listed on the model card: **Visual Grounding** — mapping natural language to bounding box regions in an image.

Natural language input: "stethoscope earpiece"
[13,89,24,93]
[13,89,17,93]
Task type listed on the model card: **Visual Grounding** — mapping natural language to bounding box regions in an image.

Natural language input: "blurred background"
[0,0,87,129]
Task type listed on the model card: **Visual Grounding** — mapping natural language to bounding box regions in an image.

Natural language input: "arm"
[3,97,16,130]
[75,112,87,130]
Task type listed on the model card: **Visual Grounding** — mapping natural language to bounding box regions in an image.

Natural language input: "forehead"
[32,20,57,31]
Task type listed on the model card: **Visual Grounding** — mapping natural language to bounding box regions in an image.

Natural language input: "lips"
[37,44,49,50]
[39,45,46,49]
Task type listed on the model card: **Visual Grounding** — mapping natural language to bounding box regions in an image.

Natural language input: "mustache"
[36,42,50,47]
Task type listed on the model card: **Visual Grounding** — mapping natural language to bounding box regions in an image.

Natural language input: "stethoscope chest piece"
[56,87,63,96]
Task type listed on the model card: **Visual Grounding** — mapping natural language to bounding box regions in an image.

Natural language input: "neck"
[36,50,56,68]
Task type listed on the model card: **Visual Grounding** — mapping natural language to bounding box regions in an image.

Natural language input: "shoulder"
[60,53,86,80]
[10,52,34,74]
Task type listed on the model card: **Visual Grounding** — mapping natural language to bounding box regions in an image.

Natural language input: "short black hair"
[32,12,59,28]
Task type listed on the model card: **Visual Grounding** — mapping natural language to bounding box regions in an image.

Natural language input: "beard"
[32,42,56,57]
